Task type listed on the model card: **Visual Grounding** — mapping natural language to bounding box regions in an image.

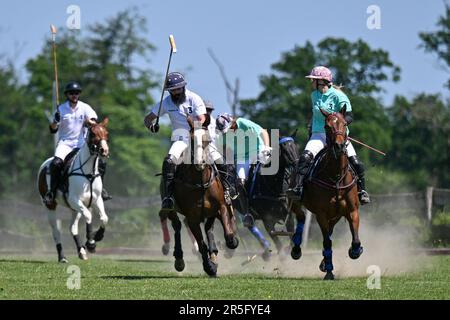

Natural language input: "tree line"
[0,7,448,200]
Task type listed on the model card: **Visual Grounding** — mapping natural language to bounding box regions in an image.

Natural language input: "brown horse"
[290,107,363,280]
[163,127,239,277]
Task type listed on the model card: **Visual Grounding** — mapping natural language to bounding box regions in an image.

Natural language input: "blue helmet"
[165,72,187,91]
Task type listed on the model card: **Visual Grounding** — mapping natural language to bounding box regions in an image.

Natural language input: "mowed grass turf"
[0,254,448,300]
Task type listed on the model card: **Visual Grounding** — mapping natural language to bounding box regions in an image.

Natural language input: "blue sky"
[1,0,448,116]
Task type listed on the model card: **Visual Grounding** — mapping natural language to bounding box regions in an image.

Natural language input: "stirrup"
[102,189,112,201]
[359,190,370,205]
[286,187,302,201]
[161,197,175,211]
[242,214,255,228]
[224,190,232,205]
[44,191,55,205]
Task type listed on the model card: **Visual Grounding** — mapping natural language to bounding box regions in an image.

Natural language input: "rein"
[67,144,102,208]
[310,147,356,191]
[175,164,217,190]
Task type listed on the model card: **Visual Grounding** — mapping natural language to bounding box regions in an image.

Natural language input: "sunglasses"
[67,91,81,96]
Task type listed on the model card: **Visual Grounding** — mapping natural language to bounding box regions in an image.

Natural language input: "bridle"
[67,124,109,208]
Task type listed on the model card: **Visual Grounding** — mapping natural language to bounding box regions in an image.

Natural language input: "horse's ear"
[320,108,331,118]
[340,104,347,117]
[290,128,298,139]
[101,117,109,127]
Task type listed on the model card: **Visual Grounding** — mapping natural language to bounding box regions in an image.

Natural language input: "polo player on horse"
[286,66,370,204]
[44,81,111,207]
[143,72,233,212]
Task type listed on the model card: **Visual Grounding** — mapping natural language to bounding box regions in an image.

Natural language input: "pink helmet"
[305,66,333,83]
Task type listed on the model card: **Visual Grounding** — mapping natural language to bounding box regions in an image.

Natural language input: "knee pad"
[163,155,177,177]
[349,156,365,177]
[297,150,314,174]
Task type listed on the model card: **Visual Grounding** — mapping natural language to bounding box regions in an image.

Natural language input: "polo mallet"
[155,34,177,127]
[50,25,60,107]
[348,136,386,156]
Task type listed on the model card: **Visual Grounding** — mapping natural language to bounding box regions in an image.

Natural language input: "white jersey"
[57,100,98,148]
[149,89,206,141]
[207,114,217,143]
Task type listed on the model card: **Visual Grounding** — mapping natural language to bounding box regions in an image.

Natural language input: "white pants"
[236,154,259,181]
[169,139,223,165]
[205,143,222,163]
[169,140,189,164]
[55,141,77,160]
[305,133,356,158]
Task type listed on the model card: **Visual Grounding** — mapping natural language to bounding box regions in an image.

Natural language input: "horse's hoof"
[174,258,185,272]
[323,272,335,280]
[348,245,364,260]
[94,227,105,242]
[225,235,239,250]
[291,245,302,260]
[85,240,96,253]
[262,248,272,261]
[58,257,68,263]
[226,235,239,250]
[203,259,218,277]
[210,253,218,265]
[78,247,88,260]
[162,242,170,256]
[319,259,326,273]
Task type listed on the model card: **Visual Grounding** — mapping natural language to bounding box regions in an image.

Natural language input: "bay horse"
[163,126,239,277]
[229,133,300,260]
[289,107,363,280]
[37,118,110,262]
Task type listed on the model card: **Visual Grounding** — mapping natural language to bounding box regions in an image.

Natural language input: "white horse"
[37,118,110,262]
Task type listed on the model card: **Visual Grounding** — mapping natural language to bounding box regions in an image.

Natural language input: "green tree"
[419,3,450,89]
[240,37,399,165]
[388,94,450,187]
[0,62,37,195]
[3,8,168,198]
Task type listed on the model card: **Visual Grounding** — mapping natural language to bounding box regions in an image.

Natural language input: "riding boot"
[286,150,314,200]
[45,157,63,205]
[161,155,177,211]
[349,156,370,205]
[215,163,237,205]
[236,178,254,228]
[98,159,112,201]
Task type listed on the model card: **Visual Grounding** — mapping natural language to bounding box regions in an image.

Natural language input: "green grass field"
[0,254,448,300]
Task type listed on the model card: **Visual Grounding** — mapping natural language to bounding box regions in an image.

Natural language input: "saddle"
[305,148,358,190]
[247,162,289,202]
[57,148,80,194]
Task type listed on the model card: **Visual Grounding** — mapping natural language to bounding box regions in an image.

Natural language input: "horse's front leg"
[159,213,171,256]
[219,204,239,249]
[205,217,218,265]
[69,211,88,260]
[90,197,108,243]
[291,206,306,260]
[184,217,199,255]
[167,211,184,272]
[347,209,363,259]
[188,217,217,277]
[47,212,68,263]
[317,215,334,280]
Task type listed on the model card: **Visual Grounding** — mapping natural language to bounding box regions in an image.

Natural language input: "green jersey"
[311,86,352,134]
[217,118,265,162]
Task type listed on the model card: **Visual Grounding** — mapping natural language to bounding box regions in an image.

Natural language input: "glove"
[258,145,272,165]
[53,111,60,123]
[150,123,159,133]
